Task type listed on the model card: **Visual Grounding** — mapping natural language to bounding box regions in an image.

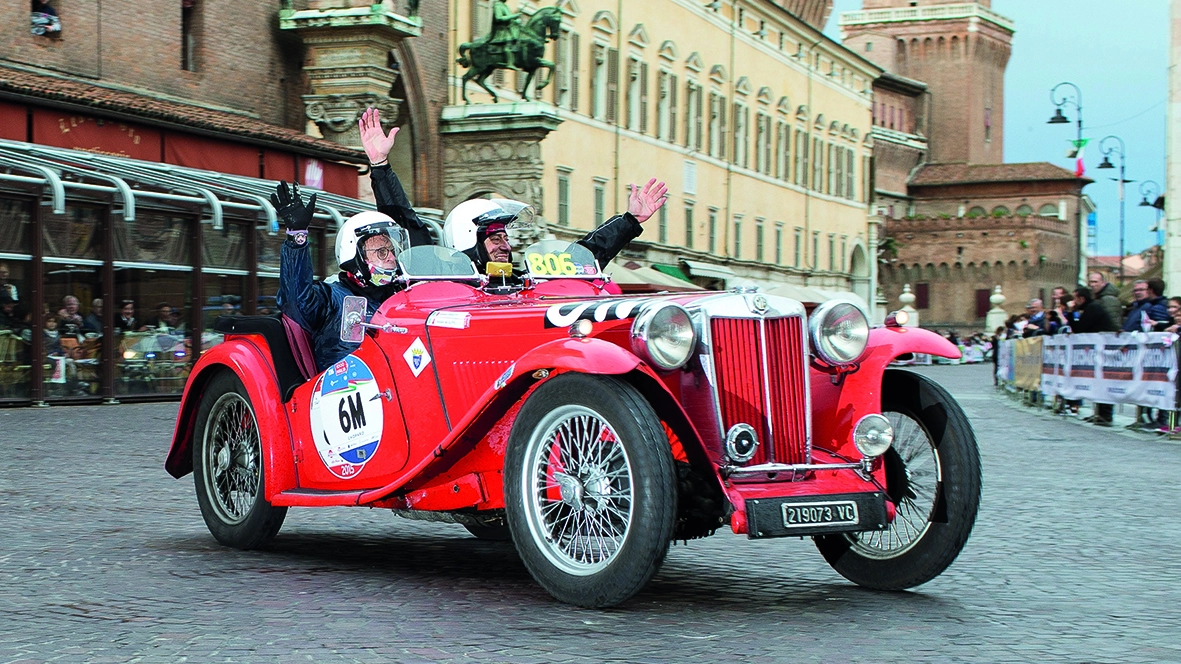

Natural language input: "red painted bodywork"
[166,279,960,534]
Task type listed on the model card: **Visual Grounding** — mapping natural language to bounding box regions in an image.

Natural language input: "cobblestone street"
[2,363,1179,663]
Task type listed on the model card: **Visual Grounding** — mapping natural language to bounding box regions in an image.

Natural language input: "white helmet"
[443,199,502,251]
[336,210,410,287]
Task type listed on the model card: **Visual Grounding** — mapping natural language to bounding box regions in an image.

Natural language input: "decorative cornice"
[279,6,422,37]
[838,4,1014,34]
[440,102,564,134]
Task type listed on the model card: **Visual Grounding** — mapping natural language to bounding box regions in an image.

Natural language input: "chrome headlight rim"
[724,423,759,463]
[629,302,696,371]
[853,413,894,458]
[808,300,870,366]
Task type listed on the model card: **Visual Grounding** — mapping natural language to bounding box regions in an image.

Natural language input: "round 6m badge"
[309,355,384,479]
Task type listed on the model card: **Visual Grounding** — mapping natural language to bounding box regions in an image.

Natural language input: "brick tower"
[841,0,1014,164]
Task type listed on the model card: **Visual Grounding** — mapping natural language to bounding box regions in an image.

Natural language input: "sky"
[825,0,1170,257]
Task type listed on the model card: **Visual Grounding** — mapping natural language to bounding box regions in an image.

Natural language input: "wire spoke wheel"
[523,406,635,576]
[814,369,980,591]
[504,373,675,608]
[203,392,262,525]
[193,371,286,550]
[846,411,940,559]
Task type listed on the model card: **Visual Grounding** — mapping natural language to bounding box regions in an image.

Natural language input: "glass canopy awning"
[0,138,442,240]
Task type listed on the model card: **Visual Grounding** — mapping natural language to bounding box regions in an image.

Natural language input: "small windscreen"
[397,245,480,279]
[521,240,602,280]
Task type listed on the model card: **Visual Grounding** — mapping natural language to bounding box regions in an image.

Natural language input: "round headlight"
[853,414,894,458]
[630,302,696,371]
[808,300,869,365]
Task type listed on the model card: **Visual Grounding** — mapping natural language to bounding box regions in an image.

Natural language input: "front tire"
[504,374,676,608]
[192,370,287,549]
[815,369,981,590]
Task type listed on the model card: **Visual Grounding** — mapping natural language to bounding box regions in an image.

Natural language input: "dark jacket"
[1122,295,1171,332]
[1072,299,1119,333]
[464,212,644,280]
[277,165,431,372]
[1094,282,1123,328]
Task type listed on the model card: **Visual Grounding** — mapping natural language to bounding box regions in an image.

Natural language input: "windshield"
[397,245,480,280]
[521,240,602,280]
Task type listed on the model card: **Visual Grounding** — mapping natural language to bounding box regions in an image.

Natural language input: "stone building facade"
[838,0,1096,331]
[445,0,881,303]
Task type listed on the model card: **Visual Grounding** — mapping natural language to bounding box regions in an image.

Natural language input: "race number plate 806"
[781,500,859,529]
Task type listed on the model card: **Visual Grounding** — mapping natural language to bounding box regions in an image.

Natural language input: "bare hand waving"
[626,178,669,223]
[358,107,399,166]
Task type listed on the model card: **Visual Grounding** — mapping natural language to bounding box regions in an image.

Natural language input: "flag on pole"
[1067,138,1090,177]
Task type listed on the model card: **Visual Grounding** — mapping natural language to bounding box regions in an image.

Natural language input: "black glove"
[270,181,316,232]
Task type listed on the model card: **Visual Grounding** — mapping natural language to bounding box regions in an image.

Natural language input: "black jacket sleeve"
[370,164,434,247]
[576,212,643,267]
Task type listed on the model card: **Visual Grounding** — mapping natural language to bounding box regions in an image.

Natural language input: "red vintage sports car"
[165,240,980,608]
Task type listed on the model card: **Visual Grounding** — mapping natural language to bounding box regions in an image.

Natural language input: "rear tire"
[192,370,287,549]
[504,373,676,608]
[815,369,980,590]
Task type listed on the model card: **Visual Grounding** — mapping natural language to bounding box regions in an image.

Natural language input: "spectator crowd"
[990,271,1181,431]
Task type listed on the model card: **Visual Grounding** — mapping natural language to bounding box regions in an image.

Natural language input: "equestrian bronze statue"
[457,3,562,103]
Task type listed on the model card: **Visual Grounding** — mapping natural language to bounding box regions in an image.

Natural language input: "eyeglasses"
[367,244,395,260]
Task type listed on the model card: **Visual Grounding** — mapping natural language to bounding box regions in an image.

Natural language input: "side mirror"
[340,295,367,343]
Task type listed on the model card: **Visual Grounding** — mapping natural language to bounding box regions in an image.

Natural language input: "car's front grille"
[710,316,809,465]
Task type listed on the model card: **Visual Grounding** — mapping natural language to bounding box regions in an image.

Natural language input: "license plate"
[781,500,859,529]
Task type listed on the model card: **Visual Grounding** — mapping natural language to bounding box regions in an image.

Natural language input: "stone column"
[439,102,563,236]
[279,1,421,146]
[899,283,919,327]
[984,285,1007,334]
[1166,0,1181,292]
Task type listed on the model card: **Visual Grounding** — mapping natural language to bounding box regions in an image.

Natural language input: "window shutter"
[847,149,855,200]
[570,33,580,112]
[669,74,677,143]
[553,31,565,105]
[689,83,699,150]
[713,95,722,159]
[639,62,649,134]
[606,48,619,124]
[975,289,991,319]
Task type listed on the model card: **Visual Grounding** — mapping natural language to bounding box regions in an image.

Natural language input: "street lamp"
[1096,135,1130,286]
[1049,82,1085,283]
[1139,179,1164,247]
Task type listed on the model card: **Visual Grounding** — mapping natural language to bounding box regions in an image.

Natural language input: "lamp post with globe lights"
[1139,180,1164,248]
[1048,82,1086,283]
[1096,135,1131,286]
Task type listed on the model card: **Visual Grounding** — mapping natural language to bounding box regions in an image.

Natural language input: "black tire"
[192,370,287,549]
[462,512,512,541]
[504,373,676,608]
[815,369,981,590]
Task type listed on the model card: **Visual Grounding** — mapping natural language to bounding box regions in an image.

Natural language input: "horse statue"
[457,5,562,104]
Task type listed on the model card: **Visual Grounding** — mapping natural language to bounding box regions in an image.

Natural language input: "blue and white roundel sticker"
[309,356,384,479]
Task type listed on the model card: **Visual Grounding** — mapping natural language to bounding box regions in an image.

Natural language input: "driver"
[446,178,669,280]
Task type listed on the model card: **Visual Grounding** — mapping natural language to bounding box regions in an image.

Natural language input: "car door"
[289,339,411,490]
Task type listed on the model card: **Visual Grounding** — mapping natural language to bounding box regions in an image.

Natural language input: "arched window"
[1038,203,1059,217]
[1015,204,1033,216]
[991,206,1010,217]
[967,206,986,218]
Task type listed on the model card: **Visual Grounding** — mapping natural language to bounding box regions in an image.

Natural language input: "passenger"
[446,178,669,279]
[115,300,138,333]
[0,293,24,331]
[272,108,432,372]
[83,298,103,334]
[57,295,84,337]
[144,302,174,332]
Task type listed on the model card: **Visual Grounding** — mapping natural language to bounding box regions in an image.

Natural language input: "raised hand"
[270,181,316,232]
[358,107,399,166]
[626,178,669,223]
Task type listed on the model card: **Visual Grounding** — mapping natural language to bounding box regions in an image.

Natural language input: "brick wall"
[6,1,303,129]
[880,214,1079,330]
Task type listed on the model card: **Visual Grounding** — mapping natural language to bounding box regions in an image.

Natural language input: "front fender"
[357,337,654,504]
[164,337,298,501]
[810,326,959,458]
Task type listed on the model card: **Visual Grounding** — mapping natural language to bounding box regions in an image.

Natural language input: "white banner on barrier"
[1039,333,1177,410]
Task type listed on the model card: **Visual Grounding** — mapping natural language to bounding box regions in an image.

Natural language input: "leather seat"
[213,315,316,401]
